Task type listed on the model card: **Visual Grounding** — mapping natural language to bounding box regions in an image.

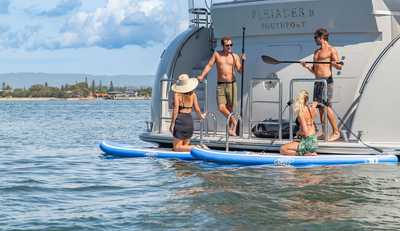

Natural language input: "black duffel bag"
[251,119,299,139]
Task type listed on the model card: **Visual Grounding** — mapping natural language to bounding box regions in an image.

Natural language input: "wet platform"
[140,132,400,155]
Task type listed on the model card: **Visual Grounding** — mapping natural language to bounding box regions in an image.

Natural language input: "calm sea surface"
[1,100,400,231]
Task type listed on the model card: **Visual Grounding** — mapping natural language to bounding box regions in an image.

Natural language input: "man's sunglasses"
[224,44,233,47]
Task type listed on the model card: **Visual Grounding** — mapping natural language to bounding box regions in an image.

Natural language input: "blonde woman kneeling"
[170,74,206,152]
[280,90,318,156]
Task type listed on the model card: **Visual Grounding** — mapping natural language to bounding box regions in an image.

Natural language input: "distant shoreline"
[0,97,151,101]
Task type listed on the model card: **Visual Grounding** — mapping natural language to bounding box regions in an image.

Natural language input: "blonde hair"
[294,90,309,116]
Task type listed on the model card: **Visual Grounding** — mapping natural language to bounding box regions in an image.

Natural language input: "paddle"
[261,55,344,65]
[238,27,246,137]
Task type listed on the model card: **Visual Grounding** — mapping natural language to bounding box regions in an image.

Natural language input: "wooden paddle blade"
[261,55,280,64]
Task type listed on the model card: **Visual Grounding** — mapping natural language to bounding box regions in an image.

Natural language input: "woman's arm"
[170,93,180,133]
[193,93,206,120]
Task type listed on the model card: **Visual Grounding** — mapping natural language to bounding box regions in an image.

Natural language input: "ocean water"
[1,100,400,231]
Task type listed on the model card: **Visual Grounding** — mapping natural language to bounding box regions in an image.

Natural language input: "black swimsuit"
[173,98,194,140]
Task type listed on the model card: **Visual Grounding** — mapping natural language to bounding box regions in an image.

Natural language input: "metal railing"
[225,112,242,151]
[159,76,174,133]
[189,8,211,28]
[188,0,211,28]
[199,112,218,145]
[289,79,328,142]
[248,78,283,139]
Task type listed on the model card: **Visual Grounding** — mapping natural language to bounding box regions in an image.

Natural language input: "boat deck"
[140,132,400,155]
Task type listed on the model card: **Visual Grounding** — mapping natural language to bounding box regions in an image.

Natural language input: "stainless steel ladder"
[247,77,283,140]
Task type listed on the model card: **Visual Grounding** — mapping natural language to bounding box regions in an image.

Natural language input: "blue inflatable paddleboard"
[99,141,194,160]
[191,147,398,167]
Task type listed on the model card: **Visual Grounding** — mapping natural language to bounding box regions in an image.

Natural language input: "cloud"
[0,0,10,14]
[0,0,188,50]
[0,25,41,49]
[47,0,184,49]
[27,0,82,17]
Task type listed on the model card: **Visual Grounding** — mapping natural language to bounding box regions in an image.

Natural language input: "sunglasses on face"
[224,43,233,47]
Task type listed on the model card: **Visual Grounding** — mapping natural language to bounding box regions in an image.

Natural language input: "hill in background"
[0,73,155,89]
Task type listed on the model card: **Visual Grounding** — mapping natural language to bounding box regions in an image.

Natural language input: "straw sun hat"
[171,74,199,93]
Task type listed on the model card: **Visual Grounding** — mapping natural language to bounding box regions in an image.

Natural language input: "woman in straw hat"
[280,90,318,156]
[170,74,206,152]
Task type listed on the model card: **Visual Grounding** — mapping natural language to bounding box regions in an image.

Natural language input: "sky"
[0,0,191,75]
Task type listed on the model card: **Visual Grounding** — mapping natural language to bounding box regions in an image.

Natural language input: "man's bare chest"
[315,49,332,60]
[216,54,234,66]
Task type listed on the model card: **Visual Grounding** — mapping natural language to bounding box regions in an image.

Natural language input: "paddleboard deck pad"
[191,148,398,167]
[100,141,194,160]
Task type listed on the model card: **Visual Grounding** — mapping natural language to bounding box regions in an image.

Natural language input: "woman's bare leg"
[173,139,193,152]
[280,142,299,156]
[172,139,184,152]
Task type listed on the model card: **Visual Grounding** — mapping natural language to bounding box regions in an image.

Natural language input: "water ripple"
[1,100,400,230]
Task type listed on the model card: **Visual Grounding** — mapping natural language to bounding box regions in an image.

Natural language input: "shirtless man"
[301,28,343,141]
[197,36,245,136]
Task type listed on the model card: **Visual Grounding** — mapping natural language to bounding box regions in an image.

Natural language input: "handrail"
[248,77,282,139]
[337,34,400,131]
[359,33,400,95]
[199,112,218,145]
[159,77,174,133]
[226,112,242,151]
[289,79,328,142]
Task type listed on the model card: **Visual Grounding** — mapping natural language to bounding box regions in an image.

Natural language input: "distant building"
[107,91,128,100]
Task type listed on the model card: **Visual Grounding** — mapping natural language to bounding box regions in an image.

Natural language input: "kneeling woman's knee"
[280,144,288,154]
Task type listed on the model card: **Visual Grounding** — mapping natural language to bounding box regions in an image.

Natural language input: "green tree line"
[0,80,152,98]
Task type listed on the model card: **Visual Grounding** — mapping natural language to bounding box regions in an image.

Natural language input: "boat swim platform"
[139,132,400,156]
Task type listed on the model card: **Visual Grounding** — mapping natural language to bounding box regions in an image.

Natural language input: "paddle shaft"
[239,27,246,137]
[278,60,344,65]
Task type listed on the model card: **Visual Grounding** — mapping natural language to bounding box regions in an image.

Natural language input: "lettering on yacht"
[262,21,306,31]
[252,7,315,32]
[253,7,315,20]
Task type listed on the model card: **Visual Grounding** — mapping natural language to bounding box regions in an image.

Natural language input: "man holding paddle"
[197,36,246,136]
[301,28,343,141]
